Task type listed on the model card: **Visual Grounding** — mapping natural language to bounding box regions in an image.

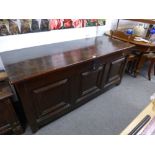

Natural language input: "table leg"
[134,53,145,77]
[134,48,150,77]
[148,60,154,80]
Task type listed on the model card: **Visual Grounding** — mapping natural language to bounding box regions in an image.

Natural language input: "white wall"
[0,19,113,69]
[0,20,112,53]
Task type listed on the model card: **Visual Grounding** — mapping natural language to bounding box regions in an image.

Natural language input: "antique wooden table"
[105,31,155,76]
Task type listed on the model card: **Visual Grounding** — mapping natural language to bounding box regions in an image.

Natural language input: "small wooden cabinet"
[0,81,23,134]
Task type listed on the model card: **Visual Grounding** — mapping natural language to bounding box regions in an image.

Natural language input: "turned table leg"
[134,53,146,77]
[154,63,155,75]
[148,60,154,80]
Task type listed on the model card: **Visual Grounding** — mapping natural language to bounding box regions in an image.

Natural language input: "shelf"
[125,19,155,25]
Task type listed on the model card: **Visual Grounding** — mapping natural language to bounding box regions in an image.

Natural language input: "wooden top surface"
[121,102,155,135]
[4,35,134,84]
[0,81,13,100]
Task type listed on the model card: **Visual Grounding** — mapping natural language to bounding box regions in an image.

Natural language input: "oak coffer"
[3,36,135,132]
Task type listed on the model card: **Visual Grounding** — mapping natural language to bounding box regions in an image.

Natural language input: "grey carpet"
[24,68,155,135]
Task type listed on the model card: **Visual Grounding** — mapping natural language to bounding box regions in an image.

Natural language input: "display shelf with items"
[115,19,155,40]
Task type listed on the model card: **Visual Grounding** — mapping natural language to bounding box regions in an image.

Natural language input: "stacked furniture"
[0,71,23,134]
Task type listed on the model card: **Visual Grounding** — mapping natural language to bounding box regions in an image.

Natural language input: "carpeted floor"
[24,68,155,135]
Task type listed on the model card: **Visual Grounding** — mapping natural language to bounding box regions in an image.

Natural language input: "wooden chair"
[125,53,139,76]
[110,30,140,76]
[142,52,155,80]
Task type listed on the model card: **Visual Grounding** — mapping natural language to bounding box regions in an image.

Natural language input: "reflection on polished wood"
[5,36,134,84]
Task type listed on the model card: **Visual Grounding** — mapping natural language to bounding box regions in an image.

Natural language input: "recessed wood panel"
[0,99,23,134]
[105,57,126,85]
[76,64,106,103]
[31,78,71,121]
[0,100,11,127]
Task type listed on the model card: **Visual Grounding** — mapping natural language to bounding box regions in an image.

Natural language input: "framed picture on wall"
[0,19,106,36]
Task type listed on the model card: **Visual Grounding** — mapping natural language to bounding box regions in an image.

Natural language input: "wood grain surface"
[4,36,134,84]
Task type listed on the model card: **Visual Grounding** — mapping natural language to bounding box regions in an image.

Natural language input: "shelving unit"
[125,19,155,25]
[115,19,155,39]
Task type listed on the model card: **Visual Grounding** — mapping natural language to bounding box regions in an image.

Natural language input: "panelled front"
[3,35,134,133]
[14,50,130,132]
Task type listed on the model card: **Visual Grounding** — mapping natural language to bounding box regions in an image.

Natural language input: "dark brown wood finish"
[5,36,134,84]
[4,36,135,132]
[0,81,23,134]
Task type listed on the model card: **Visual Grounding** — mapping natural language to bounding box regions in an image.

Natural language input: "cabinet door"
[104,56,126,88]
[74,60,106,104]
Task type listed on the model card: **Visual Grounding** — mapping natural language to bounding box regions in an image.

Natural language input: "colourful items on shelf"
[0,19,106,36]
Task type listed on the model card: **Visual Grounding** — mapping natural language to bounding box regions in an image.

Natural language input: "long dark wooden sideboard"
[4,36,135,132]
